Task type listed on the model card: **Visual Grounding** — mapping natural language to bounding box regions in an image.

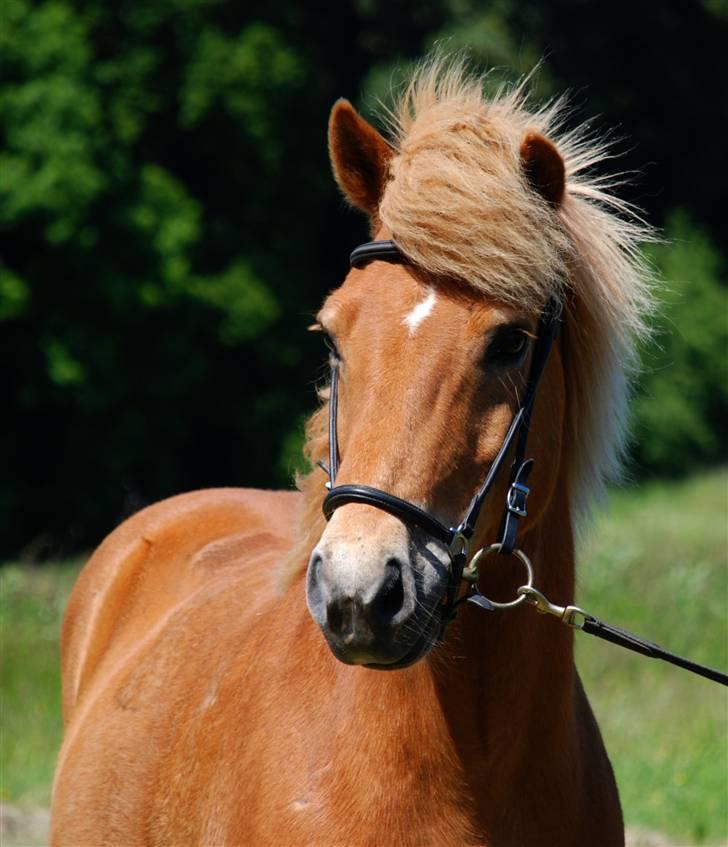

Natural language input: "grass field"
[0,560,80,806]
[1,471,726,842]
[577,470,727,844]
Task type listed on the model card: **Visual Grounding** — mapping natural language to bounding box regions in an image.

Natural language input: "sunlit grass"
[577,470,728,844]
[0,561,81,804]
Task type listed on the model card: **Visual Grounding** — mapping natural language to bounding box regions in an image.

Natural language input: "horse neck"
[434,469,578,779]
[303,473,578,832]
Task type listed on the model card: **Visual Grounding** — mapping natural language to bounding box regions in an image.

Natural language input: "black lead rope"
[580,616,728,686]
[320,239,728,688]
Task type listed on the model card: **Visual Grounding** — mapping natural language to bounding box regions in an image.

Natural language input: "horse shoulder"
[60,487,301,723]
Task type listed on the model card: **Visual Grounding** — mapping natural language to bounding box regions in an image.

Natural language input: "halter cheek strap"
[320,240,562,624]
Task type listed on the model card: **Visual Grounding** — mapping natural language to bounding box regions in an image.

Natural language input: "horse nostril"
[326,597,357,639]
[306,554,324,609]
[308,549,410,649]
[368,559,406,627]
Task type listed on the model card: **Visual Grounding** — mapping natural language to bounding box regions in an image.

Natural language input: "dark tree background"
[2,0,726,558]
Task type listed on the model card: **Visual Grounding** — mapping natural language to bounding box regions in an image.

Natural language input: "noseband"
[321,240,562,624]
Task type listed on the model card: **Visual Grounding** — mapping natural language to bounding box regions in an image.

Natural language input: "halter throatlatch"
[321,240,562,625]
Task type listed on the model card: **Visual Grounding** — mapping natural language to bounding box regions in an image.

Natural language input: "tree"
[0,0,448,557]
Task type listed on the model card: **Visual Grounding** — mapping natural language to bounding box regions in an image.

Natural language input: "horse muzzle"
[306,514,448,667]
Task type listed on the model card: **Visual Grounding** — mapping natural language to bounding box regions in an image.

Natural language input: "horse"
[50,58,653,846]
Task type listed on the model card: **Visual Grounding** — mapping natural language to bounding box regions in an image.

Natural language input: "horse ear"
[520,132,565,206]
[328,99,393,216]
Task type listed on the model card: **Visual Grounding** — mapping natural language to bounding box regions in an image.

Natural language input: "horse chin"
[363,632,437,670]
[329,611,442,671]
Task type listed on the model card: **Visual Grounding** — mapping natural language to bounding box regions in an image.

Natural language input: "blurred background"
[1,1,726,844]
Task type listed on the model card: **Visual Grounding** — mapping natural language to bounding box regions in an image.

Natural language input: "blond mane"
[280,56,655,583]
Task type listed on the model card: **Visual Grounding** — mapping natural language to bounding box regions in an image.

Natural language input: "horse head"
[307,95,573,668]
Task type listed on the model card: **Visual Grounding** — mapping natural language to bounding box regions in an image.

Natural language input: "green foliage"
[0,0,104,236]
[1,0,726,556]
[181,22,303,154]
[427,2,553,96]
[0,268,29,321]
[191,261,280,344]
[631,214,728,474]
[0,0,364,556]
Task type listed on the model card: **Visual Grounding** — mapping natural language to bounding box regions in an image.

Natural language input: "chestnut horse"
[51,60,653,845]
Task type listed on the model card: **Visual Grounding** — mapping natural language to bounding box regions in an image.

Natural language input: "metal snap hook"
[517,586,589,629]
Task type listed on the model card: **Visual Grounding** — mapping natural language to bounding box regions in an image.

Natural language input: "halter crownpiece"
[321,239,562,624]
[350,240,404,268]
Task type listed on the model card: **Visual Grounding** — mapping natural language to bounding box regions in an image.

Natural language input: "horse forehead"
[322,264,521,344]
[323,267,444,330]
[324,264,420,319]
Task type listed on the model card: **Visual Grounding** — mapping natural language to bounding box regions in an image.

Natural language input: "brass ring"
[467,543,534,610]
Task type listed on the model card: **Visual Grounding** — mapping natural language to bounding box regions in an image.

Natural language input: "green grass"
[577,470,728,844]
[0,472,726,844]
[0,560,81,805]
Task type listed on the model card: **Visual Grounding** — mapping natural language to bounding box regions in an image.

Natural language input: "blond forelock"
[377,56,655,517]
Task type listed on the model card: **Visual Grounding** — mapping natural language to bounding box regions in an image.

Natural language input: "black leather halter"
[321,240,562,619]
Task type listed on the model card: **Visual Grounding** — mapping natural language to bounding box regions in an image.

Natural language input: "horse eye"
[322,331,341,362]
[487,327,529,365]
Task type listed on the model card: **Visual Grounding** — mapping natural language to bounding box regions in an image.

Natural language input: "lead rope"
[525,585,728,686]
[461,545,728,687]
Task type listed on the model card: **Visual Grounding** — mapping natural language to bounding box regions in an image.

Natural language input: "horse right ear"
[519,132,565,207]
[328,99,393,217]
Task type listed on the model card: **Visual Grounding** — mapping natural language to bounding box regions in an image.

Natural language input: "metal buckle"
[448,532,469,562]
[506,481,530,518]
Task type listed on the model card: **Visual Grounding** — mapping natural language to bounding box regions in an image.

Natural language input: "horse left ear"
[520,132,565,206]
[328,99,393,216]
